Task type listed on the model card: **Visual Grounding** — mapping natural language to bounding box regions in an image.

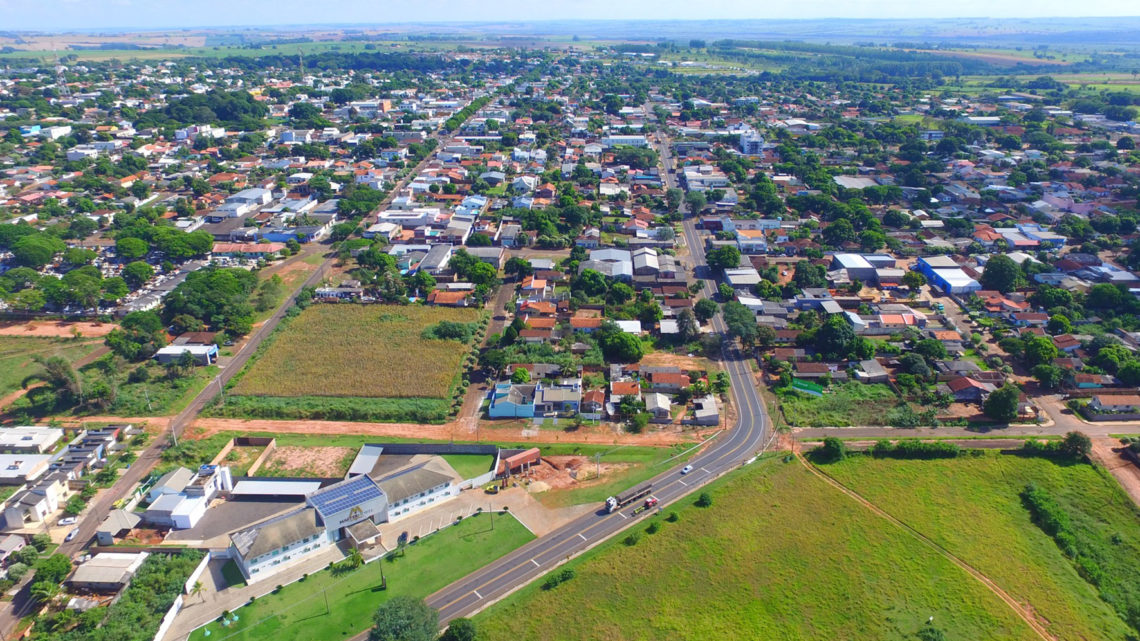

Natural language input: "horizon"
[1,0,1139,32]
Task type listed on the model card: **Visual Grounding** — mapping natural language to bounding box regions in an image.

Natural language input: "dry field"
[231,304,479,399]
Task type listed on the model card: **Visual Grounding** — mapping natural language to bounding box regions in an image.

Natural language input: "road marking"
[701,467,710,474]
[678,479,688,486]
[577,533,587,541]
[617,512,628,519]
[530,558,540,567]
[473,590,483,600]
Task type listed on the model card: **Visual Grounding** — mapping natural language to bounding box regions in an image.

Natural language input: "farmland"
[476,457,1041,641]
[825,452,1140,641]
[189,512,534,641]
[222,305,481,421]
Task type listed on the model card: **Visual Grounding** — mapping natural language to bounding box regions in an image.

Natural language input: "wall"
[458,470,495,490]
[151,594,184,641]
[365,443,498,456]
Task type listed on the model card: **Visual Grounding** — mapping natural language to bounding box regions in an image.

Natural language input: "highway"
[417,131,772,625]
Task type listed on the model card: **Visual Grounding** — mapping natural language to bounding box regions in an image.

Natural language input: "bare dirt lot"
[260,445,355,478]
[188,417,712,447]
[0,320,117,338]
[522,456,633,493]
[1090,438,1140,508]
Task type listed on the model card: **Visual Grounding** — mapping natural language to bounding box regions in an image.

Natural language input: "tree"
[504,256,533,279]
[30,581,58,604]
[676,308,700,343]
[35,554,73,585]
[983,384,1021,423]
[599,330,644,363]
[115,236,149,260]
[694,298,718,323]
[902,270,925,290]
[511,367,530,384]
[440,617,477,641]
[815,315,856,360]
[722,301,758,347]
[979,254,1021,293]
[1086,283,1124,309]
[684,191,706,213]
[12,235,65,267]
[467,262,498,286]
[815,437,846,462]
[1031,364,1066,389]
[1046,314,1072,335]
[1117,360,1140,386]
[706,245,741,270]
[822,218,856,246]
[914,339,948,362]
[369,596,437,641]
[1023,335,1059,368]
[122,261,155,288]
[1059,431,1091,460]
[695,492,713,507]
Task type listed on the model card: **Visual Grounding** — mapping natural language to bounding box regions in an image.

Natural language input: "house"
[487,380,582,418]
[95,509,141,546]
[945,376,996,402]
[580,389,606,420]
[646,393,672,422]
[0,426,63,454]
[689,394,720,426]
[610,380,642,403]
[153,344,218,366]
[67,552,149,592]
[649,371,691,392]
[855,359,889,383]
[0,535,25,566]
[1089,395,1140,413]
[147,467,194,502]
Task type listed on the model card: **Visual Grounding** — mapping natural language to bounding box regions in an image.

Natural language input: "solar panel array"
[307,475,383,517]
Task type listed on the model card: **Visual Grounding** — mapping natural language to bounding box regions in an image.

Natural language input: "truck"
[605,484,653,513]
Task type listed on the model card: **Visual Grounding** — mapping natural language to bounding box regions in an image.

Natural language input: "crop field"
[826,452,1140,641]
[775,381,899,427]
[231,305,479,399]
[476,457,1040,640]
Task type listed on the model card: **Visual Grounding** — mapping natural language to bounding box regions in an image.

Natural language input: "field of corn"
[231,304,481,399]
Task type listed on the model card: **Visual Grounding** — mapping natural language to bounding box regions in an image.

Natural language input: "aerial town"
[0,12,1139,641]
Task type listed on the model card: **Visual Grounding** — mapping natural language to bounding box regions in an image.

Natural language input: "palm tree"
[191,580,205,602]
[349,548,364,569]
[22,355,81,404]
[30,580,58,604]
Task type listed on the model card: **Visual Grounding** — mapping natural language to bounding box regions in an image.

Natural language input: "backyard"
[189,512,534,641]
[476,456,1042,640]
[0,335,104,400]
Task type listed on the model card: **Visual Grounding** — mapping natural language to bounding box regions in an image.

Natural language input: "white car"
[64,528,79,542]
[681,465,694,475]
[58,517,77,526]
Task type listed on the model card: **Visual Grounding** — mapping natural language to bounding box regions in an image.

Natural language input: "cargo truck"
[605,484,653,513]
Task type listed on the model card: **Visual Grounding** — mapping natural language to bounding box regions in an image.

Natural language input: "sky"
[1,0,1138,31]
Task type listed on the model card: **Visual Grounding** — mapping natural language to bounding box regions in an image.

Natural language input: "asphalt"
[0,132,460,641]
[404,149,773,627]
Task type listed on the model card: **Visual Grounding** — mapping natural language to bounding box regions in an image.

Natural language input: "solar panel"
[308,475,383,517]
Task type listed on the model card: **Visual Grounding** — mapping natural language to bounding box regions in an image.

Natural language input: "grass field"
[826,453,1140,640]
[232,305,479,399]
[776,382,899,427]
[0,336,103,399]
[441,454,494,480]
[189,512,534,641]
[476,457,1040,641]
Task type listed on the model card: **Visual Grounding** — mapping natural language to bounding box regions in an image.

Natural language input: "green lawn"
[776,381,900,427]
[0,336,103,398]
[440,454,494,480]
[825,453,1140,640]
[476,457,1040,641]
[190,512,534,641]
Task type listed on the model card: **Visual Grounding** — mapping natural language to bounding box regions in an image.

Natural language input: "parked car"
[58,517,77,526]
[64,528,79,542]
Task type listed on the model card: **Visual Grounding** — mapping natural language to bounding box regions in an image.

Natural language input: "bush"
[6,562,29,582]
[810,437,847,463]
[665,512,679,523]
[30,533,51,552]
[695,492,713,508]
[541,567,576,590]
[870,439,960,459]
[623,532,641,546]
[646,522,660,535]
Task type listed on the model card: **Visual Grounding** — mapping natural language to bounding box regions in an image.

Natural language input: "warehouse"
[0,426,63,454]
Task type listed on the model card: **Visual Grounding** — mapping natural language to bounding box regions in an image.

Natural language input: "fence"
[152,595,184,641]
[366,443,499,456]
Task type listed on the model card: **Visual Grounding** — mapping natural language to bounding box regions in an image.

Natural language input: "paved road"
[404,152,772,626]
[0,129,463,641]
